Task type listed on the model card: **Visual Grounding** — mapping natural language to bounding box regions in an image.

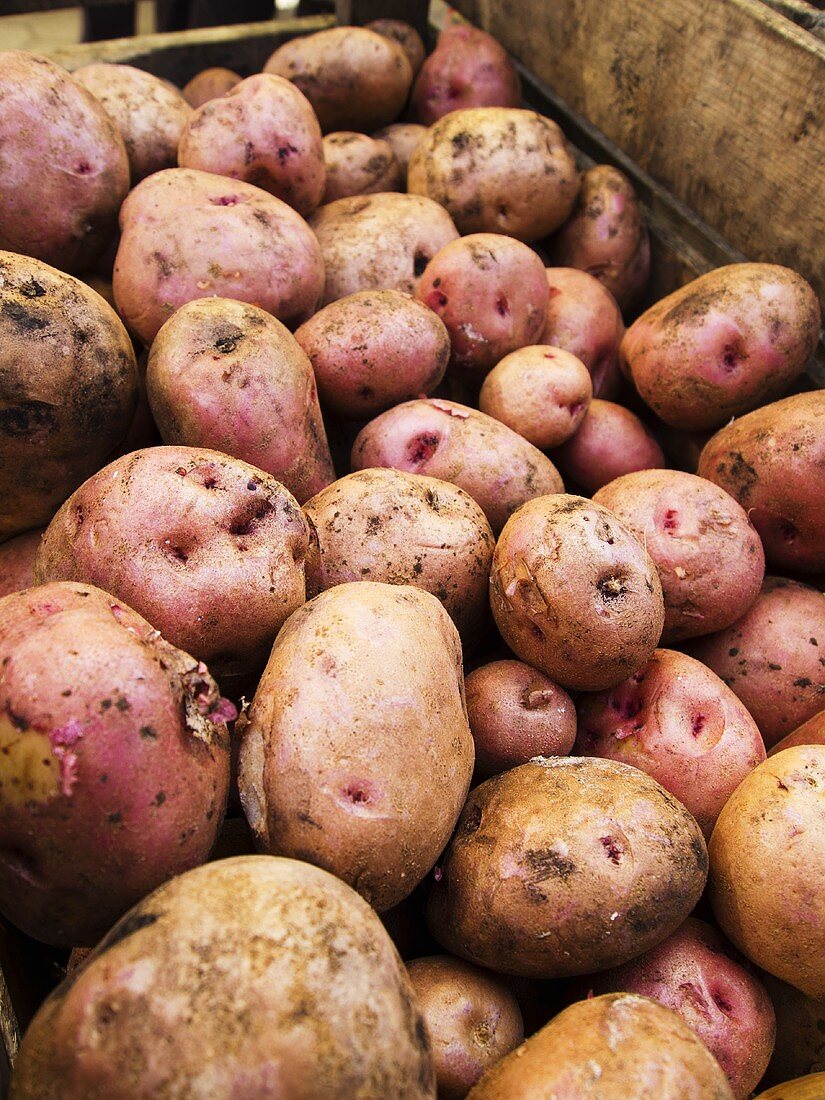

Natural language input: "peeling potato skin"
[426,759,708,979]
[146,297,334,503]
[621,264,821,431]
[709,746,825,1001]
[303,469,494,642]
[0,582,231,947]
[490,494,664,691]
[238,583,474,913]
[0,529,43,598]
[0,251,138,543]
[366,19,426,78]
[407,108,580,243]
[321,132,402,204]
[0,51,129,273]
[465,993,733,1098]
[182,66,241,108]
[697,391,825,573]
[541,267,625,398]
[9,856,436,1099]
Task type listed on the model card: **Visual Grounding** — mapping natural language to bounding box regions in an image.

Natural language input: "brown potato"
[755,1075,825,1100]
[769,710,825,756]
[181,66,241,107]
[366,19,426,76]
[322,132,402,203]
[552,398,666,494]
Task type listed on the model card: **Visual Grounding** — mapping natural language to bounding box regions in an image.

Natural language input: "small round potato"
[367,19,426,76]
[182,66,241,107]
[0,529,42,598]
[542,266,625,397]
[322,132,402,203]
[553,398,666,494]
[373,122,427,177]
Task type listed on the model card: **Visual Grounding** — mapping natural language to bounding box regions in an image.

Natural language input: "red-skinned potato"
[321,132,402,203]
[238,583,474,912]
[181,66,241,107]
[366,18,426,76]
[146,297,334,503]
[178,73,325,217]
[769,710,825,756]
[0,530,43,598]
[621,264,821,431]
[542,266,625,397]
[687,577,825,749]
[490,494,664,691]
[697,391,825,573]
[464,659,576,778]
[351,398,563,534]
[407,956,524,1099]
[0,582,231,947]
[372,122,427,177]
[575,648,766,837]
[552,398,666,494]
[10,857,436,1099]
[415,234,549,376]
[593,469,765,642]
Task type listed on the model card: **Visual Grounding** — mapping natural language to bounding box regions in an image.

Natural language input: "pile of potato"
[0,13,823,1099]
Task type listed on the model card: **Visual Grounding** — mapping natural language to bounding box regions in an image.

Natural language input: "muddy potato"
[427,758,707,978]
[553,398,665,494]
[490,495,664,691]
[303,469,494,641]
[542,267,625,398]
[0,530,43,598]
[372,122,427,177]
[265,26,413,133]
[366,19,426,76]
[182,66,241,107]
[0,583,231,947]
[238,583,474,912]
[10,856,436,1099]
[310,192,459,306]
[322,132,402,203]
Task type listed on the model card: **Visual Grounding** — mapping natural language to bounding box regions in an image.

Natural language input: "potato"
[490,494,664,691]
[351,398,563,534]
[755,1075,825,1100]
[576,648,766,837]
[146,297,334,503]
[760,972,825,1087]
[769,710,825,756]
[366,18,426,76]
[687,577,825,749]
[178,73,325,217]
[479,345,592,448]
[303,469,494,642]
[113,167,324,345]
[264,26,413,133]
[310,192,459,306]
[552,398,666,494]
[294,290,449,419]
[586,918,775,1100]
[0,529,42,598]
[427,758,707,977]
[464,659,576,778]
[710,746,825,999]
[466,993,734,1098]
[621,264,821,430]
[593,469,766,642]
[73,62,192,183]
[372,122,427,177]
[322,132,402,203]
[35,446,309,683]
[10,856,436,1098]
[182,66,241,108]
[414,234,549,376]
[550,164,650,311]
[697,391,825,573]
[0,582,231,946]
[408,108,579,242]
[0,252,138,543]
[542,266,625,397]
[238,583,474,912]
[0,51,129,273]
[407,956,523,1099]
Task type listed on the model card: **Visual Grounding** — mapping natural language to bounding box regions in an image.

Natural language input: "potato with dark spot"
[10,856,436,1098]
[372,122,427,177]
[0,251,138,543]
[182,66,241,107]
[542,266,625,397]
[490,494,664,691]
[0,530,43,598]
[322,132,402,203]
[427,758,708,978]
[408,108,579,242]
[303,469,494,642]
[239,583,473,913]
[35,446,309,683]
[367,18,426,76]
[0,582,231,946]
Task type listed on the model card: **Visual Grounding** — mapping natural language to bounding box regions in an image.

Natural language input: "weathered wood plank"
[335,0,429,37]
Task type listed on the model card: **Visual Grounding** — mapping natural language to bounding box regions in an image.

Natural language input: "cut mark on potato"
[0,711,62,804]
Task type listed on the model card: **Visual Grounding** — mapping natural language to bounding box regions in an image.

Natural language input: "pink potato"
[351,398,563,534]
[464,659,576,778]
[549,164,650,311]
[687,577,825,749]
[541,267,625,398]
[295,290,449,419]
[321,132,402,203]
[0,529,43,598]
[178,73,325,217]
[0,582,231,946]
[366,18,426,76]
[113,168,324,345]
[181,66,241,108]
[621,264,821,431]
[586,918,776,1100]
[479,345,592,448]
[415,234,549,377]
[769,710,825,756]
[575,648,766,837]
[593,469,765,642]
[35,446,310,683]
[146,297,334,502]
[372,123,427,177]
[0,51,129,273]
[552,398,665,494]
